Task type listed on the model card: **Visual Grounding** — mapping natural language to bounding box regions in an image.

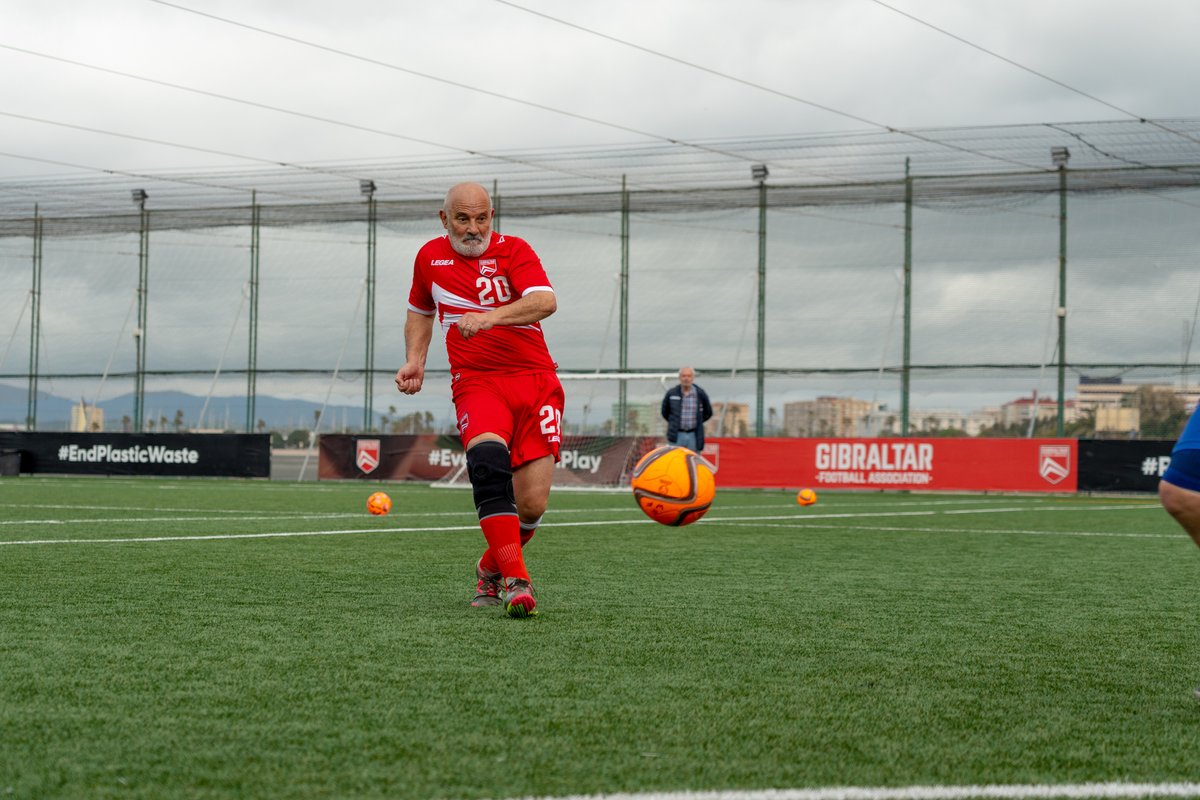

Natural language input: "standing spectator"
[661,366,713,453]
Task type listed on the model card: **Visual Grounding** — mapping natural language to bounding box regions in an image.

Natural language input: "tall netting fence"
[1,164,1198,438]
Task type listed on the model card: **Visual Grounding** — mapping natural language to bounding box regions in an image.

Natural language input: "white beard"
[450,231,489,258]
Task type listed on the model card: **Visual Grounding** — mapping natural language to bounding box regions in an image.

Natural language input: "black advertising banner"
[0,433,270,477]
[319,433,656,485]
[1076,438,1174,493]
[319,434,467,481]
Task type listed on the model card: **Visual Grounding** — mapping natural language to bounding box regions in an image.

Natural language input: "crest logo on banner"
[356,439,381,474]
[479,259,497,277]
[1038,444,1071,485]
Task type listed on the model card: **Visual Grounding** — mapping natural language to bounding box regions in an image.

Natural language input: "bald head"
[443,182,491,211]
[440,182,494,258]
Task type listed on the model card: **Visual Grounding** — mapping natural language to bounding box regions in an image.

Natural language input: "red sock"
[482,519,539,573]
[479,514,528,581]
[519,518,539,547]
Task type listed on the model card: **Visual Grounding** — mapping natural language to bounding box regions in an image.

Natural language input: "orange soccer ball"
[366,491,392,516]
[629,445,716,527]
[796,488,818,506]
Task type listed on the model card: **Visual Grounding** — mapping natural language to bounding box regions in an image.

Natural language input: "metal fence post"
[902,159,913,436]
[246,191,260,433]
[754,165,769,436]
[618,175,630,435]
[132,190,149,433]
[27,205,41,431]
[362,180,377,432]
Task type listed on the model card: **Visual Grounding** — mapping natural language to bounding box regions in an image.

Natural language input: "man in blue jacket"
[661,366,713,453]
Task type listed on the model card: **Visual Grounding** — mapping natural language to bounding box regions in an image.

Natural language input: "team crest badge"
[479,259,497,277]
[356,439,381,474]
[1038,444,1070,485]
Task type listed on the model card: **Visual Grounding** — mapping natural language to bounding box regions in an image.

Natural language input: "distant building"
[1076,377,1200,414]
[710,402,750,437]
[1094,406,1140,437]
[70,403,103,432]
[905,408,1000,437]
[997,395,1078,428]
[783,396,876,437]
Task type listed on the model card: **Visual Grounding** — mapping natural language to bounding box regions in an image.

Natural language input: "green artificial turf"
[0,478,1195,799]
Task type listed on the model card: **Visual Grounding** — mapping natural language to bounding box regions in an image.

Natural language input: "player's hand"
[395,364,424,395]
[457,312,492,340]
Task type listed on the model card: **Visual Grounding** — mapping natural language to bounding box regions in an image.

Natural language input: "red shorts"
[450,371,564,468]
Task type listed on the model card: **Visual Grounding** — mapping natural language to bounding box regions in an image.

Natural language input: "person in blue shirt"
[1160,405,1200,537]
[661,366,713,453]
[1159,403,1200,698]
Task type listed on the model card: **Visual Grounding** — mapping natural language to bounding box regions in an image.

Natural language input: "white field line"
[491,782,1200,800]
[0,503,1168,547]
[0,499,1121,528]
[720,522,1180,540]
[0,496,1161,522]
[0,513,385,527]
[705,504,1158,524]
[0,497,1082,515]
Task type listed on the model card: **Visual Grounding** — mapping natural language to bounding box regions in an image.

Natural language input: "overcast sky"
[3,0,1200,426]
[2,0,1199,181]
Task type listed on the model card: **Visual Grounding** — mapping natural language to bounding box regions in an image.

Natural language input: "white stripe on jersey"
[432,282,487,314]
[431,281,545,336]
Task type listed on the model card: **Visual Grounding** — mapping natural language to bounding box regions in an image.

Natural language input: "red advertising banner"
[704,437,1078,492]
[319,434,1078,492]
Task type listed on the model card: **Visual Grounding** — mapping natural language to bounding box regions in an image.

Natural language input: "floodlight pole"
[132,189,149,433]
[27,204,42,431]
[362,180,377,432]
[246,190,261,433]
[753,165,769,437]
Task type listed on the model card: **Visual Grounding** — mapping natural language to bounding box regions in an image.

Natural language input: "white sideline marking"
[492,783,1200,800]
[0,513,355,525]
[0,498,1153,529]
[0,524,483,546]
[0,502,1166,547]
[722,521,1180,540]
[0,513,383,526]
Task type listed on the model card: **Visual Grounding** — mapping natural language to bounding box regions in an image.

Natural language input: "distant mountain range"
[0,384,375,432]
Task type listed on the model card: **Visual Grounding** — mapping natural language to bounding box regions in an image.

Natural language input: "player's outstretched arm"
[457,290,556,339]
[396,311,434,394]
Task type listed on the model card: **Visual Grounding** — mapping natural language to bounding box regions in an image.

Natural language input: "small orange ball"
[367,491,392,516]
[796,488,817,507]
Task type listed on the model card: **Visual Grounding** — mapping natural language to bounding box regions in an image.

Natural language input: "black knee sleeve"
[467,441,516,520]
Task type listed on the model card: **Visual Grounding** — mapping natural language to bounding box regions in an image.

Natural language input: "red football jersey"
[408,233,557,377]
